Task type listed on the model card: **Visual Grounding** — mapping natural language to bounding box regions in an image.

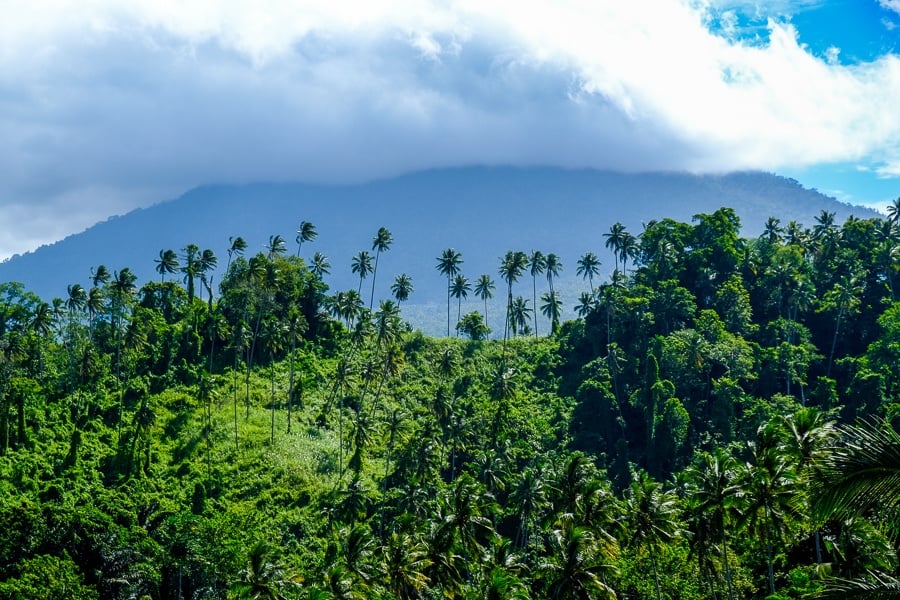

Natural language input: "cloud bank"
[1,0,899,258]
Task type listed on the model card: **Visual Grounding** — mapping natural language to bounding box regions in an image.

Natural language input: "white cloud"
[881,0,900,15]
[2,0,900,258]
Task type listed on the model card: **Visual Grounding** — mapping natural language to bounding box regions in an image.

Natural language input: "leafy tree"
[457,312,490,341]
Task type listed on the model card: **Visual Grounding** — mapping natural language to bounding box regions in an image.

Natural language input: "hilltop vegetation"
[2,205,900,598]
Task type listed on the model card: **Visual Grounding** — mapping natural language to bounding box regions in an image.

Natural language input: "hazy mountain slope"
[0,167,876,333]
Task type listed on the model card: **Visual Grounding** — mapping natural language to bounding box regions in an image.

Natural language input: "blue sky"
[0,0,899,258]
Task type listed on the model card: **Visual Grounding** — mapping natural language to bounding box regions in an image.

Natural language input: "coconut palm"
[369,227,393,309]
[539,517,617,600]
[620,231,639,274]
[154,249,179,282]
[474,274,495,327]
[226,235,248,274]
[510,296,531,337]
[528,251,546,337]
[450,274,471,334]
[390,273,413,305]
[266,234,287,259]
[295,220,317,257]
[499,251,528,342]
[66,283,87,314]
[576,252,601,293]
[90,264,110,287]
[197,248,218,305]
[623,470,682,600]
[436,248,463,337]
[544,253,562,297]
[605,222,627,273]
[351,251,373,296]
[822,273,864,377]
[811,419,900,599]
[575,291,597,319]
[181,244,200,301]
[540,291,562,335]
[311,252,331,279]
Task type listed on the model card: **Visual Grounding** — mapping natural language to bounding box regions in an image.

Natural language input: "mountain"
[0,166,878,334]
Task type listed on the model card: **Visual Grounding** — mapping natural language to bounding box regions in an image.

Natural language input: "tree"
[351,251,373,296]
[456,312,490,341]
[311,252,331,279]
[538,517,617,600]
[577,252,601,293]
[231,541,293,599]
[528,251,546,337]
[295,220,318,257]
[545,253,562,297]
[499,251,527,343]
[468,276,493,338]
[369,227,393,309]
[623,471,681,600]
[605,222,627,274]
[450,274,471,334]
[821,273,864,377]
[510,296,531,337]
[181,244,200,301]
[540,291,562,335]
[391,273,413,305]
[155,249,179,282]
[226,235,248,274]
[575,291,597,319]
[266,234,287,259]
[197,249,218,306]
[436,249,463,337]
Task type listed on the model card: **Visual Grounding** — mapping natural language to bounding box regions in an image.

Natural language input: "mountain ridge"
[0,166,878,333]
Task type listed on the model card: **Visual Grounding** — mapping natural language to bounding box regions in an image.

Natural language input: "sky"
[1,0,899,260]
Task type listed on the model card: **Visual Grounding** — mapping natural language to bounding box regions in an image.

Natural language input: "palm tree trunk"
[532,275,538,338]
[287,338,296,434]
[827,307,843,378]
[650,544,662,600]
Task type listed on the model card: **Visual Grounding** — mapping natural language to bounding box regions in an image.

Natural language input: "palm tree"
[528,251,546,338]
[474,274,495,328]
[154,249,179,282]
[436,248,463,337]
[539,517,617,600]
[540,291,562,335]
[575,291,597,319]
[265,234,287,259]
[450,274,471,334]
[605,222,627,273]
[231,541,292,600]
[822,273,864,377]
[66,283,87,314]
[681,448,741,600]
[510,296,531,337]
[390,273,413,305]
[86,286,104,340]
[886,197,900,226]
[576,252,601,293]
[197,248,218,306]
[90,264,110,288]
[295,220,317,256]
[544,253,562,297]
[369,227,393,309]
[351,251,373,296]
[310,252,331,279]
[226,235,248,274]
[620,231,639,274]
[811,419,900,599]
[499,251,527,343]
[181,244,200,301]
[623,471,681,600]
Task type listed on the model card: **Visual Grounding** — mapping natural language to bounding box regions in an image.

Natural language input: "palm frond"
[811,419,900,524]
[814,571,900,600]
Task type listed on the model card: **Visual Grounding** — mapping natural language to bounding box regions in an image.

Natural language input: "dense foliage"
[2,206,900,598]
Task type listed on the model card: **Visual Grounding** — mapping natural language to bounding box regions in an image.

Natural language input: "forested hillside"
[2,205,900,599]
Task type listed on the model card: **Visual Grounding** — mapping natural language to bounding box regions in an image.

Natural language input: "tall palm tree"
[540,291,562,335]
[181,244,200,301]
[499,251,527,343]
[295,220,317,256]
[528,251,546,338]
[886,197,900,226]
[823,273,864,377]
[310,252,331,279]
[538,517,617,600]
[474,274,495,328]
[351,251,373,296]
[436,249,463,337]
[90,264,110,288]
[605,222,627,273]
[369,227,393,309]
[575,291,597,319]
[265,234,287,259]
[450,274,471,335]
[390,273,413,305]
[197,249,218,306]
[226,235,247,274]
[620,231,639,274]
[66,283,87,314]
[576,252,601,293]
[154,249,179,282]
[544,253,562,298]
